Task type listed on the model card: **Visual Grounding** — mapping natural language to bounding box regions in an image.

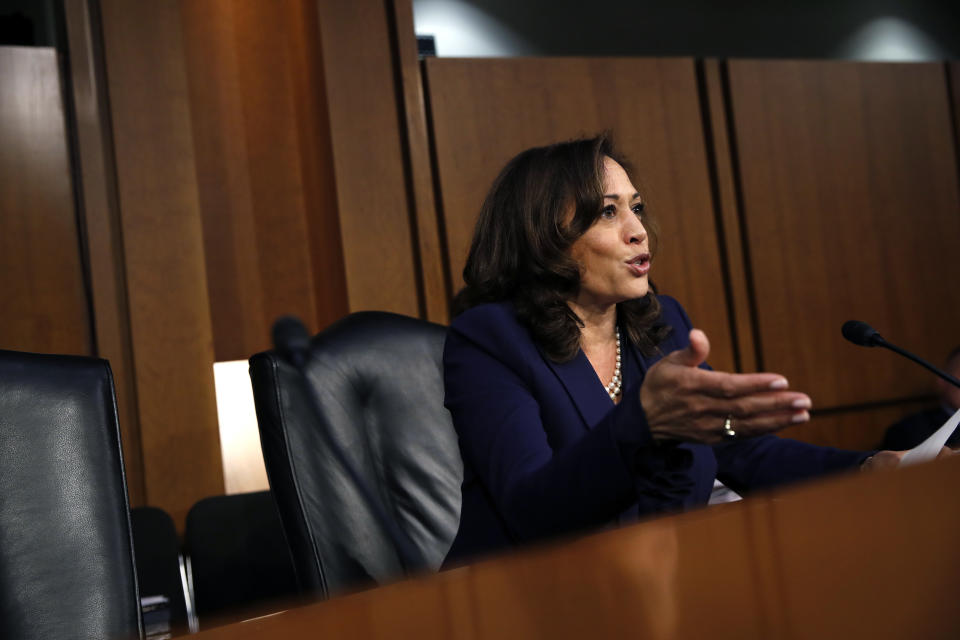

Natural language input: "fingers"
[714,390,811,419]
[643,330,815,445]
[666,329,711,368]
[862,450,905,471]
[652,409,809,444]
[721,409,810,439]
[690,368,788,398]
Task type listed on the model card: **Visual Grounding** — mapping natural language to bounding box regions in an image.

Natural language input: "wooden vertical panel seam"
[700,58,758,373]
[382,0,426,318]
[418,58,456,308]
[388,0,449,323]
[379,0,429,321]
[695,58,751,373]
[718,59,766,373]
[944,63,960,206]
[62,0,145,504]
[54,2,99,361]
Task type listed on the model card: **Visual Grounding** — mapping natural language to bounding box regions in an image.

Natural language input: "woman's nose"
[626,216,647,244]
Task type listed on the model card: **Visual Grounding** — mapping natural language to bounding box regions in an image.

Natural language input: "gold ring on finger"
[722,415,737,440]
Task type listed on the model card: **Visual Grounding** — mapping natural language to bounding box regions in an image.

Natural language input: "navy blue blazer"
[443,295,868,564]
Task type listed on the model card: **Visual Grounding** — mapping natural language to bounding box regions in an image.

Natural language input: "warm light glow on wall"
[213,360,270,494]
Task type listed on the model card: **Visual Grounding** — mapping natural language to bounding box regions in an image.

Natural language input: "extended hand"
[861,447,955,471]
[640,329,812,444]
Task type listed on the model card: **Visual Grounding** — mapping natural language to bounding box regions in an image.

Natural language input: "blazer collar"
[543,337,653,430]
[544,348,612,430]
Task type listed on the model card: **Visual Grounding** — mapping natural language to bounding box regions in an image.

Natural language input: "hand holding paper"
[899,407,960,467]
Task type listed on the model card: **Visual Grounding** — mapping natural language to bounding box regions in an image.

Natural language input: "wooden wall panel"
[98,1,223,524]
[180,0,348,362]
[315,0,422,317]
[425,58,737,372]
[63,0,145,503]
[0,47,92,357]
[726,60,960,410]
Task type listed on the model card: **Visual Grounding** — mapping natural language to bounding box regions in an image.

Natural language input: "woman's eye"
[632,202,645,216]
[601,205,617,219]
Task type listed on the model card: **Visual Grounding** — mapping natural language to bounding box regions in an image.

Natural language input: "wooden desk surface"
[192,457,960,639]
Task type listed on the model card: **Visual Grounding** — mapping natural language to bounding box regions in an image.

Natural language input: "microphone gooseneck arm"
[876,338,960,389]
[841,320,960,389]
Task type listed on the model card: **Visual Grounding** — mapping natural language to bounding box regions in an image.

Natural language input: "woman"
[443,134,900,565]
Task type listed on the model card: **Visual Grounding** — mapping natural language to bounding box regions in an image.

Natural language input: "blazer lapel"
[543,348,613,430]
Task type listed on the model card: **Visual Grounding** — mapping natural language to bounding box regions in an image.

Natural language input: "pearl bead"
[606,328,622,399]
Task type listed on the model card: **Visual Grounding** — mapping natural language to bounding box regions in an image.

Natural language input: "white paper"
[708,479,743,504]
[898,407,960,467]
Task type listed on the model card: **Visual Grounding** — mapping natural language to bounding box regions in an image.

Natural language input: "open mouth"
[626,253,651,275]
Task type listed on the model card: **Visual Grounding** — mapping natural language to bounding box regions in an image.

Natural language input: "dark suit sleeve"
[444,323,664,543]
[714,436,871,494]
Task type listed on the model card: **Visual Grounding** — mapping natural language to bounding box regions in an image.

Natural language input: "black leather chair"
[0,349,142,640]
[183,491,298,627]
[249,312,462,598]
[130,506,190,635]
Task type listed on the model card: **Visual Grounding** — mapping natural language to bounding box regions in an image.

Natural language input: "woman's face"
[568,157,650,312]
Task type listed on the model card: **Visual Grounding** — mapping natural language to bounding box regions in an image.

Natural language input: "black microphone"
[840,320,883,347]
[269,315,426,573]
[841,320,960,389]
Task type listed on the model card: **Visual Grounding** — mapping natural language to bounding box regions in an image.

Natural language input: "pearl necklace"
[605,328,622,400]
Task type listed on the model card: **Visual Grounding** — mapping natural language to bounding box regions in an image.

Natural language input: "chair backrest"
[249,312,462,598]
[0,349,142,640]
[130,506,188,634]
[183,491,298,625]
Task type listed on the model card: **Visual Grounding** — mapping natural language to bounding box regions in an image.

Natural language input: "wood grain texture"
[425,57,736,371]
[286,0,351,333]
[179,0,270,362]
[189,456,960,639]
[0,47,92,357]
[180,0,348,361]
[391,0,449,322]
[315,0,422,316]
[62,0,145,504]
[98,0,223,525]
[727,60,960,409]
[770,456,960,639]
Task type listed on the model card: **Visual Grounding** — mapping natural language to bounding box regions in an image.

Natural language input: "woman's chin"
[626,282,650,300]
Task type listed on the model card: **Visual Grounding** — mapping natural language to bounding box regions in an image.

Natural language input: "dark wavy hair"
[452,134,671,362]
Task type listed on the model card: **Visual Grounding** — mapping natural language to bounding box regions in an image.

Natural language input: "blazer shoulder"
[655,294,688,326]
[450,302,532,348]
[447,302,540,369]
